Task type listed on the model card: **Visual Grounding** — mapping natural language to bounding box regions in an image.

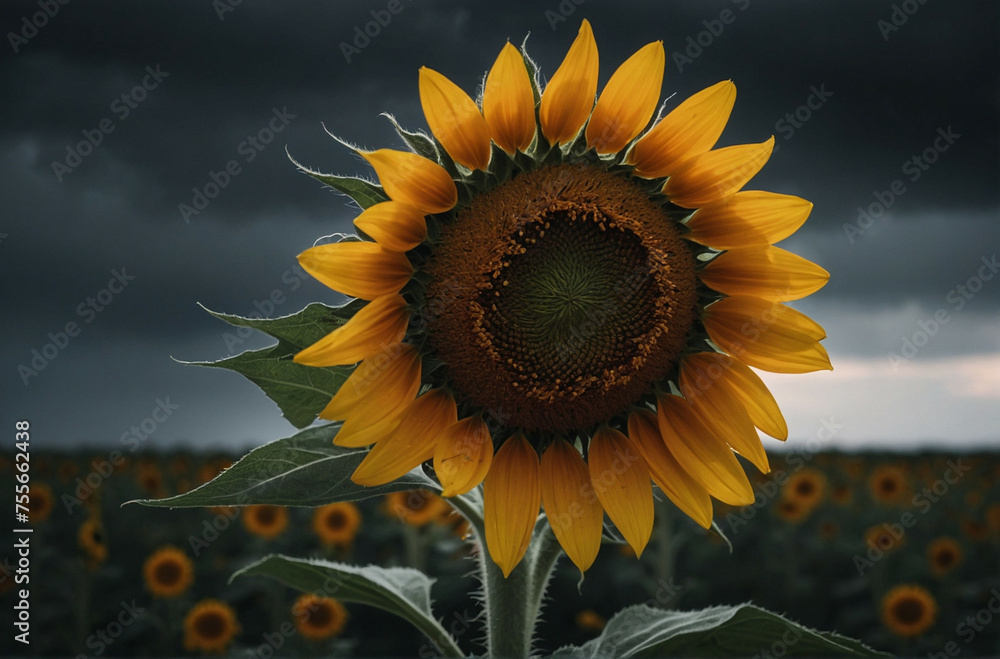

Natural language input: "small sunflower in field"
[313,502,362,547]
[78,516,108,567]
[292,593,349,641]
[143,545,194,598]
[242,505,289,539]
[881,585,937,638]
[28,482,54,523]
[926,536,962,577]
[383,490,452,527]
[868,465,909,506]
[781,468,826,511]
[183,599,240,654]
[575,609,607,634]
[293,19,829,575]
[865,524,905,554]
[774,496,810,523]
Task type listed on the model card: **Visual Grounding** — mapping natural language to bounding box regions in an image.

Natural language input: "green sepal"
[287,149,388,209]
[129,422,439,508]
[383,113,443,165]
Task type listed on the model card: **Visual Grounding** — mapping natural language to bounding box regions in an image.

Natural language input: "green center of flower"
[424,163,697,435]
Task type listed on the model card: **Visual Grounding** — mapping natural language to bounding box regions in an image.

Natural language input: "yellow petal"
[323,344,421,448]
[664,137,775,209]
[681,352,788,440]
[627,410,713,529]
[295,294,409,367]
[656,393,755,506]
[540,439,604,572]
[703,295,833,373]
[483,42,536,154]
[484,434,541,577]
[353,201,428,252]
[351,389,457,486]
[700,245,830,302]
[298,241,411,301]
[630,80,736,179]
[588,427,653,556]
[685,191,813,249]
[419,67,492,171]
[586,41,664,154]
[539,19,599,145]
[680,375,770,474]
[434,416,494,497]
[360,149,457,214]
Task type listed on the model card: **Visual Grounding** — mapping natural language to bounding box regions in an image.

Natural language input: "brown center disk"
[424,163,697,435]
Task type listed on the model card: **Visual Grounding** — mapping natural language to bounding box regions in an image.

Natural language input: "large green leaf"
[130,423,439,508]
[232,555,463,658]
[550,604,888,658]
[191,302,361,428]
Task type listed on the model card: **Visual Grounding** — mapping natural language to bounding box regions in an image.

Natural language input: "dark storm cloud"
[2,0,997,448]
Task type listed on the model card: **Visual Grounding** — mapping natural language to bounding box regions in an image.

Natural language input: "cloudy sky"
[3,0,998,455]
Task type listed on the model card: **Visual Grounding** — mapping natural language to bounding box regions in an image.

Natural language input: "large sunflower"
[294,20,830,576]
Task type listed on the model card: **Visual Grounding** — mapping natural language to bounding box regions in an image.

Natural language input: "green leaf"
[232,555,463,658]
[383,113,442,164]
[550,603,889,658]
[130,423,439,508]
[191,302,361,427]
[287,149,388,209]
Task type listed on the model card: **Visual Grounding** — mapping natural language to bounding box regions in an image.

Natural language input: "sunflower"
[868,465,909,505]
[183,599,240,654]
[28,482,54,523]
[781,468,826,511]
[293,19,830,575]
[383,490,451,527]
[926,536,962,577]
[78,516,108,566]
[865,524,904,554]
[143,545,194,597]
[774,497,809,524]
[985,503,1000,540]
[313,502,362,546]
[242,504,288,539]
[880,585,937,638]
[575,609,607,634]
[291,593,349,641]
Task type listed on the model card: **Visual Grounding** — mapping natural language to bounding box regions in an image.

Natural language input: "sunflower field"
[3,448,999,657]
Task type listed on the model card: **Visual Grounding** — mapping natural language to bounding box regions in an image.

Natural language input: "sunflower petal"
[434,416,494,497]
[353,201,428,252]
[484,434,541,577]
[703,295,833,373]
[295,294,409,367]
[664,137,775,209]
[540,439,604,572]
[586,41,664,154]
[681,352,788,440]
[679,374,770,474]
[630,80,736,179]
[483,42,536,154]
[700,245,830,302]
[627,409,713,528]
[419,67,491,171]
[539,19,599,145]
[685,191,813,248]
[351,389,457,486]
[360,149,457,214]
[298,241,411,301]
[656,393,755,506]
[588,427,654,556]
